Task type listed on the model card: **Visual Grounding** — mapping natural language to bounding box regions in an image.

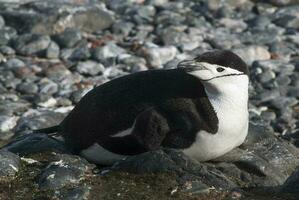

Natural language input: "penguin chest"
[183,108,249,161]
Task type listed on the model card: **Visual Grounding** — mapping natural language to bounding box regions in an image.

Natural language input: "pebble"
[76,61,105,76]
[0,115,18,133]
[15,110,65,132]
[0,45,15,55]
[0,150,20,177]
[92,43,126,63]
[16,82,39,94]
[0,27,17,46]
[12,33,51,56]
[37,154,92,190]
[141,45,177,68]
[233,46,271,65]
[53,28,82,48]
[0,0,298,198]
[46,41,60,59]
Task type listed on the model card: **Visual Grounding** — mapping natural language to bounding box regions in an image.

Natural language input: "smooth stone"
[112,20,134,36]
[44,63,72,82]
[16,82,39,95]
[0,150,20,177]
[76,61,105,76]
[0,45,15,55]
[258,90,281,103]
[258,70,276,83]
[69,45,91,61]
[287,86,299,98]
[141,45,177,68]
[0,1,114,34]
[53,28,82,48]
[38,78,59,95]
[2,133,68,155]
[253,60,295,73]
[34,95,57,108]
[233,46,271,65]
[0,115,18,133]
[0,27,17,46]
[281,168,299,196]
[15,110,65,132]
[46,41,60,59]
[266,0,299,6]
[70,87,93,104]
[92,43,126,62]
[0,15,4,28]
[218,18,247,32]
[5,58,25,69]
[12,33,51,56]
[0,99,30,116]
[37,154,92,190]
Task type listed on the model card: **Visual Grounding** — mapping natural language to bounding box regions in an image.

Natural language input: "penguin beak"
[177,59,207,72]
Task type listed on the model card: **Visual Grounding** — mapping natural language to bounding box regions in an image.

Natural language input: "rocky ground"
[0,0,299,199]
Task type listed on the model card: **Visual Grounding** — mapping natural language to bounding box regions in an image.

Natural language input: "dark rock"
[0,15,5,29]
[281,168,299,196]
[16,82,38,95]
[0,150,20,177]
[69,45,91,61]
[2,133,68,156]
[11,33,51,56]
[53,28,82,49]
[0,1,114,34]
[37,154,92,190]
[58,186,90,200]
[0,27,17,46]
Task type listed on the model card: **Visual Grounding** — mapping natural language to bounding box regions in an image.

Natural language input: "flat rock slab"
[0,0,114,34]
[113,122,299,190]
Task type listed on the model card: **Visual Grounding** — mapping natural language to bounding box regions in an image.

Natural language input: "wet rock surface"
[0,0,299,199]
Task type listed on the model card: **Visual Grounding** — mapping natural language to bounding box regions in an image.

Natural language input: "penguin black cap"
[178,50,249,76]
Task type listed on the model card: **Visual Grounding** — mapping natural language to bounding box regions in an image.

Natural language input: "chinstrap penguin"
[32,50,249,165]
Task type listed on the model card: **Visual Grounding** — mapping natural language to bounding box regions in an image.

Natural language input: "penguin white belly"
[80,143,128,165]
[183,107,249,161]
[80,128,133,165]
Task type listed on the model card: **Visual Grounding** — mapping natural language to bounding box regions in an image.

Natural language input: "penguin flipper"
[131,107,170,151]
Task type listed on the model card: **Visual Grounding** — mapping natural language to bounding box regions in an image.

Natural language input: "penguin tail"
[32,125,60,136]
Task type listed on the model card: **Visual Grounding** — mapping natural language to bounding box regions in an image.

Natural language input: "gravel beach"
[0,0,299,199]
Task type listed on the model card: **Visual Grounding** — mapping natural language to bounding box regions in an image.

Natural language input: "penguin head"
[178,50,249,93]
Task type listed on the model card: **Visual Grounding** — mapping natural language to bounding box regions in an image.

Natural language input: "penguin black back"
[59,69,206,152]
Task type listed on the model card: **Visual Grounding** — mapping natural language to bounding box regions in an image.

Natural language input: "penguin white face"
[178,61,246,81]
[178,50,249,93]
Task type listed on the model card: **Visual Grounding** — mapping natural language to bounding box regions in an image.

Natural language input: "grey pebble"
[53,28,82,49]
[76,61,105,76]
[0,150,20,177]
[12,33,51,56]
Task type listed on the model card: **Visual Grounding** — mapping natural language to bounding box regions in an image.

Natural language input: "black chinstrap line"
[201,73,246,82]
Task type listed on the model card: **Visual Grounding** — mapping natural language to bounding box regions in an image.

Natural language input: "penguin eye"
[217,67,225,72]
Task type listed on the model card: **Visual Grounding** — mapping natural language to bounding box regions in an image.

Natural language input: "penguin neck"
[203,76,249,112]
